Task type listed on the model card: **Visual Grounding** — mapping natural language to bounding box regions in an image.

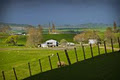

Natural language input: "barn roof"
[46,39,57,42]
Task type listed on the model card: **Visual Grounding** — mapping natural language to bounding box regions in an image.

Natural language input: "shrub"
[5,35,18,45]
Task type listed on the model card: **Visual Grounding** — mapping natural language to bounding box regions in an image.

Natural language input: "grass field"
[24,51,120,80]
[0,45,115,80]
[0,32,120,80]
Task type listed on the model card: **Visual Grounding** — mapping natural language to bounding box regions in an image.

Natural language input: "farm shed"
[46,39,58,47]
[88,39,97,44]
[40,39,58,47]
[40,43,48,48]
[67,42,75,46]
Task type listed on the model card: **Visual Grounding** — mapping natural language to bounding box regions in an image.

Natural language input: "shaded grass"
[24,51,120,80]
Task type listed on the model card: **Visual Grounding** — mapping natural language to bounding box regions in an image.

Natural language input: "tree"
[37,24,43,43]
[26,26,43,47]
[5,35,18,45]
[0,24,11,33]
[38,24,43,33]
[105,27,115,42]
[113,21,117,32]
[60,39,68,45]
[48,22,51,34]
[52,23,56,33]
[73,33,85,43]
[25,25,34,33]
[74,30,100,43]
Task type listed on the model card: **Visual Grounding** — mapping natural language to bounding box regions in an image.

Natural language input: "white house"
[46,39,58,47]
[67,42,75,46]
[41,39,58,47]
[40,43,48,48]
[88,39,97,44]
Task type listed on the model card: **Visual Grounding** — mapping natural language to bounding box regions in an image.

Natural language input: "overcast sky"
[0,0,120,25]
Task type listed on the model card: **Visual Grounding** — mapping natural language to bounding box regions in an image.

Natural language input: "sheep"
[57,61,67,68]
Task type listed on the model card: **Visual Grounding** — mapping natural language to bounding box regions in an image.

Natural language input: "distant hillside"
[43,23,114,29]
[0,22,30,32]
[0,22,29,27]
[0,22,119,30]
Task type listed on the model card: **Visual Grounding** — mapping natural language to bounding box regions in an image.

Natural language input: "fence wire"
[1,37,120,80]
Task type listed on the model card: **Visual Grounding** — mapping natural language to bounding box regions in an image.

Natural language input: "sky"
[0,0,120,26]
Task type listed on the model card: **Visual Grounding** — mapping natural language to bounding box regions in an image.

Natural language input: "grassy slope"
[0,45,113,80]
[24,51,120,80]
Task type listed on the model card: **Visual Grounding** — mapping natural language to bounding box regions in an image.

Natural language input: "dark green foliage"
[5,35,18,45]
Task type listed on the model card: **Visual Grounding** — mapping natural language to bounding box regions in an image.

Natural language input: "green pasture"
[0,34,75,48]
[0,45,116,80]
[24,51,120,80]
[0,31,120,80]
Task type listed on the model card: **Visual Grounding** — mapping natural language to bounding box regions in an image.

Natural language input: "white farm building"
[41,39,58,47]
[88,39,97,44]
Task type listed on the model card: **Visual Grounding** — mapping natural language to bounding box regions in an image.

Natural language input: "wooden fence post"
[111,38,114,52]
[2,71,5,80]
[82,45,86,60]
[90,44,94,58]
[57,53,61,67]
[104,41,107,54]
[13,68,18,80]
[65,50,71,65]
[118,37,120,51]
[74,48,78,62]
[97,43,100,55]
[48,56,52,70]
[28,62,32,77]
[39,59,42,72]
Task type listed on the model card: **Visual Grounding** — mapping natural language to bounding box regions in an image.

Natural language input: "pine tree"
[48,22,51,34]
[113,21,117,32]
[52,23,55,33]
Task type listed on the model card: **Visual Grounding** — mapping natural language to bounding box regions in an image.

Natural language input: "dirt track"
[100,47,119,51]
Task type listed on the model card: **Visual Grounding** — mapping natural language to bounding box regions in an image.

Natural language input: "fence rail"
[1,37,120,80]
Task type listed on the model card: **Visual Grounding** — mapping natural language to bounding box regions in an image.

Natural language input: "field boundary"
[1,37,120,80]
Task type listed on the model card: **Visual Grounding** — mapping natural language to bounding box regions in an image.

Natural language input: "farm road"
[100,47,119,51]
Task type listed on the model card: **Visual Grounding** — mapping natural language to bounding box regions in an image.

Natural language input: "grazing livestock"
[57,61,67,68]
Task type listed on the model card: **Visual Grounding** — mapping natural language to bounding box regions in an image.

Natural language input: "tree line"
[4,25,43,47]
[74,22,120,44]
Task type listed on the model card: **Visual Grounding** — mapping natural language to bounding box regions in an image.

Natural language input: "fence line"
[2,71,5,80]
[82,45,86,60]
[39,59,42,72]
[111,38,114,52]
[65,50,71,65]
[104,41,107,54]
[118,37,120,51]
[74,48,78,62]
[97,43,100,55]
[48,56,52,70]
[13,68,18,80]
[1,37,120,80]
[57,53,61,67]
[90,44,94,58]
[28,62,32,77]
